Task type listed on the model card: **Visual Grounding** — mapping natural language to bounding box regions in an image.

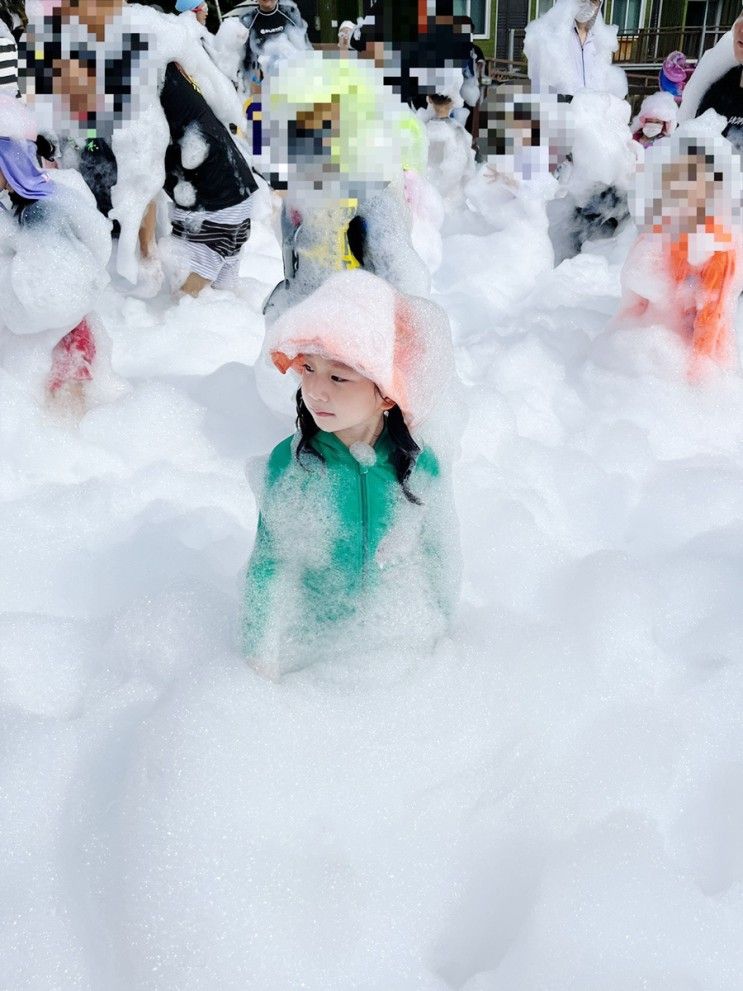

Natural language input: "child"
[421,91,476,212]
[631,91,678,149]
[618,117,743,372]
[547,89,637,264]
[472,91,559,203]
[0,97,114,414]
[659,50,694,105]
[261,51,430,323]
[242,269,459,677]
[337,20,356,52]
[175,0,209,26]
[158,60,259,296]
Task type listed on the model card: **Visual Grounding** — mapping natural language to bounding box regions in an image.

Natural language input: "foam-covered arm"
[241,512,280,661]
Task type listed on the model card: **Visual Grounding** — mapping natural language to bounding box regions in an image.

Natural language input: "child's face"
[299,355,392,436]
[54,57,98,121]
[289,101,341,178]
[661,155,716,229]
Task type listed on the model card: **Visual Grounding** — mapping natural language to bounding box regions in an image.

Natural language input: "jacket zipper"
[359,464,369,571]
[575,26,587,87]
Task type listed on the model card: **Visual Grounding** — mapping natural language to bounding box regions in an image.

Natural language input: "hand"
[484,165,519,190]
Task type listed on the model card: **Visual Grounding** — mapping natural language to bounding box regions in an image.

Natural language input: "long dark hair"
[295,390,422,505]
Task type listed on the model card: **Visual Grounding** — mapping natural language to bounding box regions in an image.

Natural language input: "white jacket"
[524,0,627,98]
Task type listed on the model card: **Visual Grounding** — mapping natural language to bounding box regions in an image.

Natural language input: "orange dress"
[667,219,738,364]
[619,217,742,370]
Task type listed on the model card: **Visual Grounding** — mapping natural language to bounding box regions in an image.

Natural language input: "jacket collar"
[308,424,394,465]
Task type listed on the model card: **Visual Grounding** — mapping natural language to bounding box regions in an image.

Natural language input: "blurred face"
[289,101,341,182]
[338,26,353,50]
[61,0,125,39]
[299,355,393,442]
[575,0,601,25]
[0,169,7,192]
[194,3,208,25]
[258,0,278,11]
[734,14,743,64]
[54,57,98,121]
[661,154,716,230]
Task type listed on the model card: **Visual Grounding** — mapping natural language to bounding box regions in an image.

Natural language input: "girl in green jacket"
[242,269,459,676]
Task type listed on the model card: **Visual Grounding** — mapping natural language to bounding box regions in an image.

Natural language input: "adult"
[524,0,627,99]
[350,0,477,110]
[679,17,743,152]
[225,0,311,84]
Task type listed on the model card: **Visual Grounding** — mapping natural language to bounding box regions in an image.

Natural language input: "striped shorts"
[171,198,252,286]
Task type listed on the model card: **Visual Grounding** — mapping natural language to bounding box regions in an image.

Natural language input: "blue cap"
[175,0,203,12]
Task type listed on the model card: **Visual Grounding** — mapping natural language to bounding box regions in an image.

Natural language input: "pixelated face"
[54,56,99,122]
[288,100,341,178]
[734,13,743,64]
[299,355,392,435]
[61,0,124,18]
[490,98,540,153]
[660,154,717,228]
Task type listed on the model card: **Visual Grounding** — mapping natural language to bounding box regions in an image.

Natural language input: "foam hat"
[176,0,205,12]
[659,51,693,99]
[635,90,678,135]
[264,270,455,431]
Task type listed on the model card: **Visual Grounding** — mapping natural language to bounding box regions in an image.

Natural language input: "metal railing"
[507,22,732,68]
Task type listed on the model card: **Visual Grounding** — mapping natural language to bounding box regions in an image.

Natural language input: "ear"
[381,397,396,412]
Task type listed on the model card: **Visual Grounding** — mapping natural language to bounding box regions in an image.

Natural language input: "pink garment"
[48,319,96,393]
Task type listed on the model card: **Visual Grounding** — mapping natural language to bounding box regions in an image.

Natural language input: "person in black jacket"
[159,60,259,295]
[226,0,311,87]
[693,15,743,153]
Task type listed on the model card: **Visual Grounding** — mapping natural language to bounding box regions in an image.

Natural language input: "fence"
[478,63,681,117]
[508,22,731,68]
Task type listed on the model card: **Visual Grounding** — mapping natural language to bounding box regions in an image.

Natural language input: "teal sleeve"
[240,438,295,658]
[241,512,279,658]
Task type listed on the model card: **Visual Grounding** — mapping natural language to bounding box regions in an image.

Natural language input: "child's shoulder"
[415,446,441,479]
[265,434,296,484]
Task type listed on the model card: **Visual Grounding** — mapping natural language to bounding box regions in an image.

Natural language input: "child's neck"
[332,414,385,449]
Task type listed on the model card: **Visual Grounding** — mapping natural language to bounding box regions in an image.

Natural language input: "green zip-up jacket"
[241,427,458,671]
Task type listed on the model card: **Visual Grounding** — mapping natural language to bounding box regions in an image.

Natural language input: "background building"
[201,0,739,63]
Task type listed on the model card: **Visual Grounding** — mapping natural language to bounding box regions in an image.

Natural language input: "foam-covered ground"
[3,208,743,990]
